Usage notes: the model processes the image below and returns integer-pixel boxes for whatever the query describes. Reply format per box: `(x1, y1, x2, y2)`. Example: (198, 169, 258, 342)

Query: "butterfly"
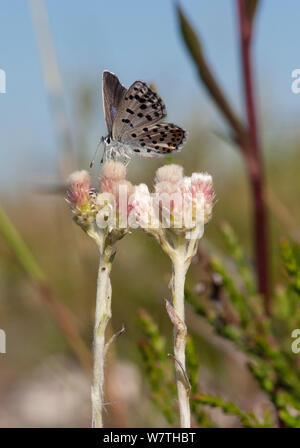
(101, 71, 187, 160)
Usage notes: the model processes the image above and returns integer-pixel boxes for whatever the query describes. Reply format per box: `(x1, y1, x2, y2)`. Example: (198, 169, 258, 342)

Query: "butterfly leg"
(123, 152, 131, 167)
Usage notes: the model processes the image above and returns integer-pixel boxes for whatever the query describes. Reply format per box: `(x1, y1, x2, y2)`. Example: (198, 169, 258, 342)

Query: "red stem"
(237, 0, 270, 313)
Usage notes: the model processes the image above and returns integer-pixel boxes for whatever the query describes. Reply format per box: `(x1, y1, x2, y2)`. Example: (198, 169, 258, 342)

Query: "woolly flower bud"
(191, 173, 213, 198)
(190, 172, 214, 223)
(154, 180, 180, 196)
(179, 176, 192, 196)
(154, 169, 183, 226)
(129, 183, 156, 229)
(66, 170, 96, 228)
(112, 180, 135, 211)
(155, 164, 184, 184)
(67, 170, 91, 206)
(100, 160, 126, 193)
(153, 182, 183, 228)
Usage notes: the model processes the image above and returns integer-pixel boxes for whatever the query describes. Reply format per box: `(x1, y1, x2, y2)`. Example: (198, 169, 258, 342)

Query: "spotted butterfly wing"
(122, 123, 186, 157)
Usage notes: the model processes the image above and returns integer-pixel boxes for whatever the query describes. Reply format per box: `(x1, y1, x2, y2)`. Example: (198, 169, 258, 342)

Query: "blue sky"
(0, 0, 299, 186)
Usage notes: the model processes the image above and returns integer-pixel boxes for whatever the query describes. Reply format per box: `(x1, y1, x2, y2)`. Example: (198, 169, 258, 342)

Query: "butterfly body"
(103, 137, 139, 160)
(102, 71, 187, 160)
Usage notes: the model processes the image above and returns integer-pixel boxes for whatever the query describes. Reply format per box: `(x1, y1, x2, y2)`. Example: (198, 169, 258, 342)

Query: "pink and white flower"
(66, 170, 92, 208)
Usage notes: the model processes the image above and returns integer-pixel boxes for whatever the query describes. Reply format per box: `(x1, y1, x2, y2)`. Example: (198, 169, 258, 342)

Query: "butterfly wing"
(123, 122, 187, 158)
(102, 71, 127, 136)
(112, 80, 166, 142)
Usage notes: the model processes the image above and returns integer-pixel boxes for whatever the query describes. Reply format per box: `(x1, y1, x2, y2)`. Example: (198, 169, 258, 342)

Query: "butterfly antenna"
(90, 137, 104, 168)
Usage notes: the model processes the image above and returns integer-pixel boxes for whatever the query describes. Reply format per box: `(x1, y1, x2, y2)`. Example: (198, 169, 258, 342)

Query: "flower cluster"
(67, 162, 214, 244)
(67, 161, 135, 246)
(129, 164, 214, 242)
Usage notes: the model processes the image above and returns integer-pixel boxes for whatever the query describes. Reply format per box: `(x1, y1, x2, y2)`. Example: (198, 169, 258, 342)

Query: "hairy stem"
(171, 246, 191, 428)
(91, 244, 113, 428)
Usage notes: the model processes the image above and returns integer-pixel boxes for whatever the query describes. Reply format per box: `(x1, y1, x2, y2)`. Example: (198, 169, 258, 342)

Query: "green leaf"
(192, 393, 268, 427)
(280, 238, 300, 295)
(279, 409, 300, 428)
(138, 309, 176, 424)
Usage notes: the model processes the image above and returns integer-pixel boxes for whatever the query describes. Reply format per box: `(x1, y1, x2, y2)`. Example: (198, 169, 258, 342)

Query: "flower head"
(100, 160, 126, 194)
(153, 164, 215, 234)
(66, 170, 92, 207)
(66, 170, 96, 228)
(155, 164, 184, 184)
(66, 161, 133, 245)
(190, 172, 214, 223)
(99, 161, 134, 224)
(128, 183, 157, 229)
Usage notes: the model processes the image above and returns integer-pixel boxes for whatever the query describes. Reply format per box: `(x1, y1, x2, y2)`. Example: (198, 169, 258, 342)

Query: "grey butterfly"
(101, 71, 187, 159)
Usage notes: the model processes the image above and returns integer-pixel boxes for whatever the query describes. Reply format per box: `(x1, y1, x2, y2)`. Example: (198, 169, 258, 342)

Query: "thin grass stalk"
(28, 0, 75, 178)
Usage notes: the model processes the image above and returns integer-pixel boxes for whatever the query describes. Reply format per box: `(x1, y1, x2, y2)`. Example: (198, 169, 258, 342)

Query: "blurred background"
(0, 0, 299, 427)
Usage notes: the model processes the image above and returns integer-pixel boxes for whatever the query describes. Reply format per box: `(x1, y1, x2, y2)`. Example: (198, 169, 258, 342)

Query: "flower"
(66, 170, 92, 207)
(154, 167, 185, 229)
(190, 172, 214, 224)
(153, 165, 214, 233)
(155, 164, 184, 184)
(128, 183, 156, 229)
(100, 160, 126, 194)
(66, 170, 96, 228)
(99, 161, 134, 228)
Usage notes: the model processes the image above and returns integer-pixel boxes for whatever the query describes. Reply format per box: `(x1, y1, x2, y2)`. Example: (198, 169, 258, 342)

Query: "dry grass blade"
(245, 0, 260, 23)
(176, 4, 246, 145)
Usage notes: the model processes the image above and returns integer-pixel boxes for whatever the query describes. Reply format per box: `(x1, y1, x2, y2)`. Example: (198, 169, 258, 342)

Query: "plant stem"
(171, 246, 191, 428)
(237, 0, 270, 313)
(91, 244, 113, 428)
